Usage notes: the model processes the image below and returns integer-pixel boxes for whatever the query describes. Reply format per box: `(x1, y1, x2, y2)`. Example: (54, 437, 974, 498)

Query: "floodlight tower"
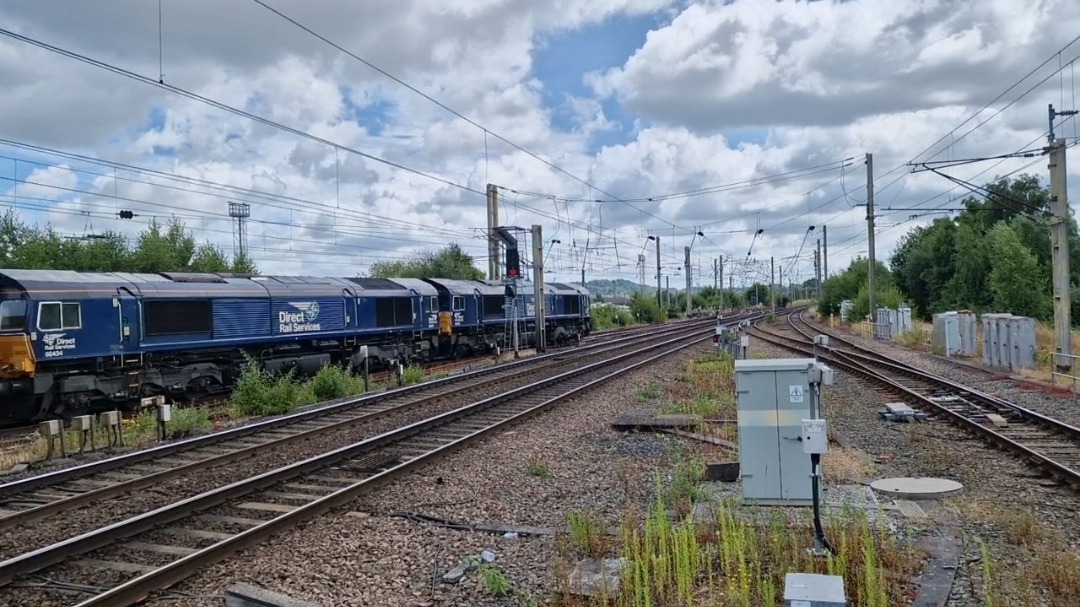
(229, 202, 251, 259)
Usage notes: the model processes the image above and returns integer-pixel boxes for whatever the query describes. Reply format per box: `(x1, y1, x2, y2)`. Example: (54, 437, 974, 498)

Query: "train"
(0, 269, 592, 423)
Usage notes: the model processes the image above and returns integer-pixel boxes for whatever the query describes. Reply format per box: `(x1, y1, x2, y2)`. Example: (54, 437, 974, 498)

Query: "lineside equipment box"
(734, 358, 816, 506)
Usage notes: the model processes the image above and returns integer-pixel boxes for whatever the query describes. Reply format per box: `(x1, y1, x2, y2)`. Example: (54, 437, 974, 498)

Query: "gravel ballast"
(804, 315, 1080, 429)
(118, 342, 713, 607)
(0, 343, 656, 562)
(752, 336, 1080, 607)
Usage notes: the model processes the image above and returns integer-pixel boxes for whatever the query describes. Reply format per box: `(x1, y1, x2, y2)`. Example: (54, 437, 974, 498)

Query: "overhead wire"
(0, 26, 486, 197)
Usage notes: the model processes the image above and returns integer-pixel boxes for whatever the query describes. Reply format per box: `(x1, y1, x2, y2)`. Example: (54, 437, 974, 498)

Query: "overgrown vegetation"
(950, 498, 1080, 605)
(661, 353, 737, 419)
(0, 210, 256, 274)
(820, 175, 1080, 324)
(592, 305, 635, 330)
(230, 357, 385, 417)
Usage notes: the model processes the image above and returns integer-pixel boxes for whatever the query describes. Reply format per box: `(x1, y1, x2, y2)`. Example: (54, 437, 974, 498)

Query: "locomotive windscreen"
(563, 295, 581, 315)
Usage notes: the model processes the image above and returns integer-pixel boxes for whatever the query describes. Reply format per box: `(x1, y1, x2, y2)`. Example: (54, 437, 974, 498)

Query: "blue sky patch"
(341, 85, 395, 136)
(723, 127, 770, 148)
(532, 11, 665, 150)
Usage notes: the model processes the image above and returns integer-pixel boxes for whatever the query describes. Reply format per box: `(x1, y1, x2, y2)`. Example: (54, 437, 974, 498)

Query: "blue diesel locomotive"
(0, 269, 591, 422)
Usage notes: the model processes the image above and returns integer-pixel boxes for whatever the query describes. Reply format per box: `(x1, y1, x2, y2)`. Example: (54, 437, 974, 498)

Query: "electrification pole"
(822, 224, 828, 281)
(638, 254, 646, 296)
(1049, 104, 1076, 370)
(770, 256, 776, 314)
(718, 257, 724, 312)
(684, 246, 692, 317)
(815, 239, 822, 299)
(531, 225, 546, 352)
(866, 153, 877, 319)
(486, 184, 500, 280)
(655, 237, 662, 313)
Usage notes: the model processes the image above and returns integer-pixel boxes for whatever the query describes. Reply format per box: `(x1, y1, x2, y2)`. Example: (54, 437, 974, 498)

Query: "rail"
(0, 317, 732, 606)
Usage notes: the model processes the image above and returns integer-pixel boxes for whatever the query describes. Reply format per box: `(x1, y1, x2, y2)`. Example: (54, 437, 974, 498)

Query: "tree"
(745, 283, 770, 306)
(369, 243, 483, 279)
(987, 223, 1048, 319)
(817, 256, 892, 317)
(0, 211, 257, 276)
(885, 174, 1080, 322)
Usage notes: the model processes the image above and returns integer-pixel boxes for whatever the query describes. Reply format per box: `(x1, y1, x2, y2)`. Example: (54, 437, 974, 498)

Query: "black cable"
(810, 452, 837, 555)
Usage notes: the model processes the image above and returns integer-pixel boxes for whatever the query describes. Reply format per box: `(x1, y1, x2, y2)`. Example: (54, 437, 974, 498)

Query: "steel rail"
(0, 317, 742, 533)
(0, 324, 718, 606)
(0, 316, 729, 500)
(749, 312, 1080, 485)
(785, 310, 1080, 436)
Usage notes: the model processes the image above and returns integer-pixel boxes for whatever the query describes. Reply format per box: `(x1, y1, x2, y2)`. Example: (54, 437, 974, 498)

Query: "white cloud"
(0, 0, 1077, 289)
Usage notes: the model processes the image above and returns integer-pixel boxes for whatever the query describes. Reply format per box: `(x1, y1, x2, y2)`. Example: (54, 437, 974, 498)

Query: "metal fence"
(1052, 352, 1080, 403)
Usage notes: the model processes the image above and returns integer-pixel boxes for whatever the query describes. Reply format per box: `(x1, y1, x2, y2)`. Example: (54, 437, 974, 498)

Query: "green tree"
(987, 223, 1048, 319)
(745, 283, 770, 306)
(189, 242, 232, 273)
(629, 292, 662, 323)
(369, 243, 483, 279)
(817, 256, 891, 316)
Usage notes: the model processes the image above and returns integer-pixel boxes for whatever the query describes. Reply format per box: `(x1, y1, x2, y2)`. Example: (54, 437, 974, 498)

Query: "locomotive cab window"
(452, 296, 465, 311)
(38, 302, 81, 331)
(0, 300, 27, 331)
(428, 296, 438, 312)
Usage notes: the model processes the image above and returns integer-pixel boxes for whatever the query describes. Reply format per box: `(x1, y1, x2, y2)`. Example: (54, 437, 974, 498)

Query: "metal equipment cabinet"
(734, 358, 816, 506)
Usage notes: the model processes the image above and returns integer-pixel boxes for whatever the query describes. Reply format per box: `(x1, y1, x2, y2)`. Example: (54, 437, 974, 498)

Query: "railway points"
(750, 309, 1080, 485)
(745, 308, 1080, 607)
(0, 312, 758, 606)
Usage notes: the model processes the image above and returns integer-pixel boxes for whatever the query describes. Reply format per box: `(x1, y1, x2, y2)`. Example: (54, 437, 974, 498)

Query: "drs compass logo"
(279, 301, 322, 334)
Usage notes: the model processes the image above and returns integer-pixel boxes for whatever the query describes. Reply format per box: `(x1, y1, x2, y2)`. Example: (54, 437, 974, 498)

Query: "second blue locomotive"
(0, 269, 591, 422)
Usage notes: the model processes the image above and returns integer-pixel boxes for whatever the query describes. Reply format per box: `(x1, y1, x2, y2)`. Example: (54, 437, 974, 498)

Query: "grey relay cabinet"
(734, 358, 817, 506)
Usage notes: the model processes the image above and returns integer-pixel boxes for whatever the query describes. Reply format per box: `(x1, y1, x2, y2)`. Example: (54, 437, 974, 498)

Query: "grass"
(554, 488, 922, 607)
(661, 353, 737, 419)
(2, 358, 426, 470)
(947, 497, 1080, 605)
(526, 456, 551, 477)
(568, 508, 608, 558)
(549, 341, 920, 607)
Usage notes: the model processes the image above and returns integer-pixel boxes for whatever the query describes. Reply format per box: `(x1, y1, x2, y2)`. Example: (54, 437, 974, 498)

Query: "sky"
(1, 0, 1079, 291)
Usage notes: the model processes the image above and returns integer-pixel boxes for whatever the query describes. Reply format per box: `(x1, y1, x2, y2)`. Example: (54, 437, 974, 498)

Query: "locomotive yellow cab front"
(0, 299, 34, 378)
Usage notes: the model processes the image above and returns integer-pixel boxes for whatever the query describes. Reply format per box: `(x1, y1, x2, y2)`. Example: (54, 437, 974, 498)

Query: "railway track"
(0, 312, 751, 606)
(749, 309, 1080, 486)
(0, 316, 744, 536)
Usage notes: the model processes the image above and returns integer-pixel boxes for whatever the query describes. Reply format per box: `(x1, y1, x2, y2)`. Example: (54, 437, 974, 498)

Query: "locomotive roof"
(0, 269, 590, 299)
(381, 278, 438, 296)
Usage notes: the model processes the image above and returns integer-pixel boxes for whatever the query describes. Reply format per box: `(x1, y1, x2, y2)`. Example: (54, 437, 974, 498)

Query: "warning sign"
(788, 385, 804, 403)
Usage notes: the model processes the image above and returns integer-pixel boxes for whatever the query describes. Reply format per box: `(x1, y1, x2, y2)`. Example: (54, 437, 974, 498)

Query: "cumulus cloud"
(0, 0, 1077, 288)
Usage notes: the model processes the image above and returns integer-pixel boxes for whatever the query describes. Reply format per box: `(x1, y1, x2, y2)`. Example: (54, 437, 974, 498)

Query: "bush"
(230, 357, 302, 417)
(592, 305, 634, 330)
(401, 365, 425, 385)
(310, 363, 366, 400)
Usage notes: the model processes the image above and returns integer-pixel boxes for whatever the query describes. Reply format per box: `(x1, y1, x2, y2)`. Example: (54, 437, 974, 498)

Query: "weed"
(567, 509, 607, 557)
(526, 457, 551, 477)
(165, 405, 212, 439)
(481, 565, 512, 597)
(636, 381, 663, 403)
(401, 364, 425, 385)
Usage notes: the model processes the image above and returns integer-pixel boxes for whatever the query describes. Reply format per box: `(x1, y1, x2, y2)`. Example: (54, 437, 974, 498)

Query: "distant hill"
(585, 278, 666, 299)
